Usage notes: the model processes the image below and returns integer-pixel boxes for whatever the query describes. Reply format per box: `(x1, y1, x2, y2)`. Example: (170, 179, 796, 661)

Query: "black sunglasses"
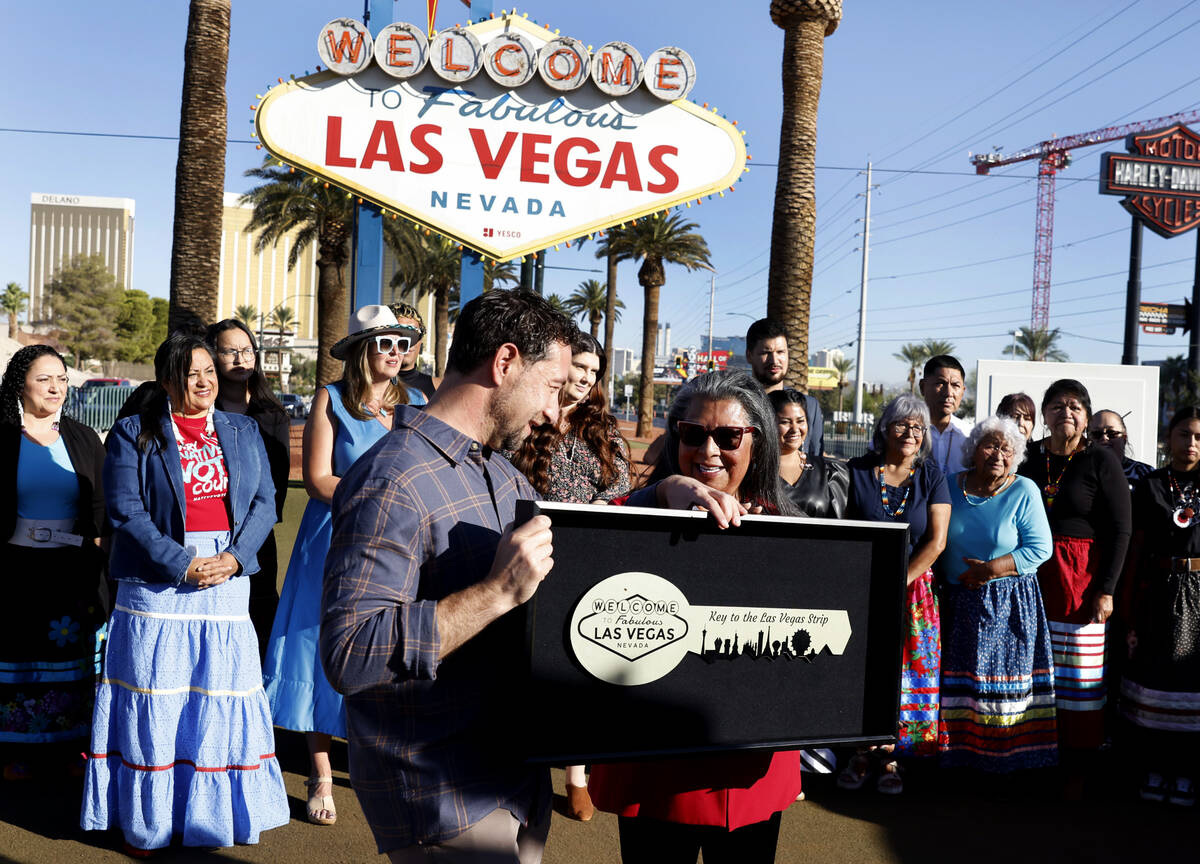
(675, 420, 756, 451)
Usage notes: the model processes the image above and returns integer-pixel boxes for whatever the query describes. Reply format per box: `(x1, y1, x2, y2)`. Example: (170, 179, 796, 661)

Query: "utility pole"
(706, 274, 715, 371)
(1121, 216, 1143, 366)
(852, 162, 875, 423)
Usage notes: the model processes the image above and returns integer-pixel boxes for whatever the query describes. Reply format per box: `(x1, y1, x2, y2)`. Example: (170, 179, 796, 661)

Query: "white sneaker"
(1139, 772, 1166, 802)
(1169, 776, 1195, 807)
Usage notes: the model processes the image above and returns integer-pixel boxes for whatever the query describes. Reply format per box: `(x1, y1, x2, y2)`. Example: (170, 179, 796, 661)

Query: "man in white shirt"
(919, 354, 972, 476)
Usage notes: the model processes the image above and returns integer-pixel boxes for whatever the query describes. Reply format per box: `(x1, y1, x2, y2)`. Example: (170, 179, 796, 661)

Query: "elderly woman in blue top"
(81, 333, 288, 855)
(842, 393, 950, 795)
(938, 415, 1056, 773)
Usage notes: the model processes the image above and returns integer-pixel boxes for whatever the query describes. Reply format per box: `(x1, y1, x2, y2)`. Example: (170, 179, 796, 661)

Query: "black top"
(1018, 438, 1132, 594)
(847, 451, 950, 559)
(1131, 467, 1200, 558)
(782, 456, 849, 519)
(245, 401, 291, 522)
(398, 367, 436, 400)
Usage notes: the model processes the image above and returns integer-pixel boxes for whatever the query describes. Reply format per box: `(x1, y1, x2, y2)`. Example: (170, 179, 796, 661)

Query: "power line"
(0, 126, 257, 144)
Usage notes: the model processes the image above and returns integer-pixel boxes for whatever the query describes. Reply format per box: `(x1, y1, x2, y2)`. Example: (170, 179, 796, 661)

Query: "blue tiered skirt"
(81, 533, 289, 851)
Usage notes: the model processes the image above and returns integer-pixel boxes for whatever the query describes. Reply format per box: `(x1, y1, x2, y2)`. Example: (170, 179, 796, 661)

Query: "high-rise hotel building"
(28, 193, 135, 322)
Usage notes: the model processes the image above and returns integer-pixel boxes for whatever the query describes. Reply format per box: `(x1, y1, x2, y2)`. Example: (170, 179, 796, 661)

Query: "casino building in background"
(28, 193, 135, 322)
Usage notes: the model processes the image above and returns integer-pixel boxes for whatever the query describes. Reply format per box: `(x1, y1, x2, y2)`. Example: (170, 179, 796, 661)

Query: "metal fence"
(822, 420, 873, 461)
(64, 385, 136, 433)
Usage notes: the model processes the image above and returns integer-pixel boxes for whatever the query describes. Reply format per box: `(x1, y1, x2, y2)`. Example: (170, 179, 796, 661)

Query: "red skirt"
(1037, 535, 1106, 749)
(589, 750, 801, 831)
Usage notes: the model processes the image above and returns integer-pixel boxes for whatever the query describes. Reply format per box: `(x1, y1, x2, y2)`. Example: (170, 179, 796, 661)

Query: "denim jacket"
(105, 409, 276, 585)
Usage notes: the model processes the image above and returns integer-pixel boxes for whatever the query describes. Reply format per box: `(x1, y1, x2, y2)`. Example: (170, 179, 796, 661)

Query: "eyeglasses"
(1091, 428, 1125, 440)
(372, 334, 413, 355)
(979, 441, 1016, 457)
(216, 347, 255, 360)
(890, 422, 926, 438)
(675, 421, 757, 451)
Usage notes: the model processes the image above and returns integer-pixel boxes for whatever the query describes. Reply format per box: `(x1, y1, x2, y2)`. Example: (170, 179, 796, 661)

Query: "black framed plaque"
(514, 501, 909, 764)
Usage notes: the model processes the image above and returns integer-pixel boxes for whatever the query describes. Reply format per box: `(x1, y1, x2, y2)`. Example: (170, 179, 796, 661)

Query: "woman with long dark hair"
(1120, 406, 1200, 805)
(509, 331, 629, 821)
(263, 305, 424, 827)
(0, 346, 107, 780)
(81, 333, 286, 854)
(589, 370, 801, 864)
(204, 319, 290, 663)
(1017, 379, 1131, 762)
(769, 388, 847, 518)
(841, 393, 951, 794)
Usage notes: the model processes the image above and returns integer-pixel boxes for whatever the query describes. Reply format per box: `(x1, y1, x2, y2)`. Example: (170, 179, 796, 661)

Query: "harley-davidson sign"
(1100, 124, 1200, 238)
(255, 14, 746, 262)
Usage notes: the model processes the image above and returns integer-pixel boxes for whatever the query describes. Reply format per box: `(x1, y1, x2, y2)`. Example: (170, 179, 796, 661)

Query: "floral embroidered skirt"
(0, 543, 105, 747)
(896, 569, 941, 758)
(939, 575, 1058, 772)
(81, 531, 289, 850)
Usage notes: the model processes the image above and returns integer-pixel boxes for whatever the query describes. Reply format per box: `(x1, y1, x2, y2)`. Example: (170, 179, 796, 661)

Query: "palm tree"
(565, 279, 623, 339)
(168, 0, 230, 333)
(268, 304, 298, 390)
(388, 227, 462, 376)
(1002, 328, 1067, 362)
(2, 282, 28, 340)
(832, 356, 854, 412)
(595, 228, 628, 374)
(241, 161, 357, 386)
(606, 213, 712, 437)
(545, 294, 566, 314)
(767, 0, 842, 390)
(893, 343, 926, 393)
(921, 338, 956, 359)
(234, 304, 258, 329)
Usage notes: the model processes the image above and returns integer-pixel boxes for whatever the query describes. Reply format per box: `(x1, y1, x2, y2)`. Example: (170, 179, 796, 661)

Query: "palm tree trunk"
(434, 282, 450, 377)
(637, 280, 660, 438)
(168, 0, 230, 333)
(7, 314, 16, 340)
(603, 250, 618, 374)
(315, 258, 347, 387)
(589, 310, 601, 340)
(766, 17, 827, 392)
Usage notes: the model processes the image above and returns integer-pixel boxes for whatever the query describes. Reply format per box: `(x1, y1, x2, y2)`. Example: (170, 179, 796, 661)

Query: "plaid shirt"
(321, 405, 548, 852)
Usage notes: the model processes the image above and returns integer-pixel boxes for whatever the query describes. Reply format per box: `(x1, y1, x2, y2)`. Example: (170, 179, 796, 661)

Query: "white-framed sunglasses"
(371, 334, 413, 355)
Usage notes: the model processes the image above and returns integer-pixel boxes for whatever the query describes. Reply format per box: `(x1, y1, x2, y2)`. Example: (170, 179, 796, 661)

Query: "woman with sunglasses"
(840, 393, 951, 795)
(508, 331, 629, 822)
(1121, 407, 1200, 806)
(262, 306, 425, 827)
(1088, 409, 1153, 491)
(1017, 380, 1131, 765)
(204, 319, 290, 663)
(589, 370, 802, 864)
(769, 388, 847, 518)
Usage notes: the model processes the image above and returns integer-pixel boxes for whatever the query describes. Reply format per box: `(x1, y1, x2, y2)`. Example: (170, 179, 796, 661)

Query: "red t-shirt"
(174, 415, 231, 532)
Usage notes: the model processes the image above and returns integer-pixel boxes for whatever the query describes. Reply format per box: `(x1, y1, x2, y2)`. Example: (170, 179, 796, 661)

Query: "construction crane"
(970, 107, 1200, 331)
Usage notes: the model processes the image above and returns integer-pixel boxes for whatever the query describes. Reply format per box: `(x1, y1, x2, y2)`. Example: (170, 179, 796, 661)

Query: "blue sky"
(2, 0, 1199, 385)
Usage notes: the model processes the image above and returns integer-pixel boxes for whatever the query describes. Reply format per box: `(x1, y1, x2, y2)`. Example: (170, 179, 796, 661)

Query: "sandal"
(1169, 776, 1195, 807)
(836, 753, 872, 791)
(305, 776, 337, 826)
(877, 760, 904, 795)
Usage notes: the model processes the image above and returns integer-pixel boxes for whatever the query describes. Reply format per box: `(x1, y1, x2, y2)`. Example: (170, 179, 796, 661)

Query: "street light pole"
(1011, 329, 1021, 358)
(852, 162, 874, 423)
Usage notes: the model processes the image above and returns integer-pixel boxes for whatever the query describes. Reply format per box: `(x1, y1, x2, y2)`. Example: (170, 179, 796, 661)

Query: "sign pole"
(456, 0, 493, 309)
(1190, 228, 1200, 388)
(1121, 216, 1143, 366)
(350, 0, 394, 311)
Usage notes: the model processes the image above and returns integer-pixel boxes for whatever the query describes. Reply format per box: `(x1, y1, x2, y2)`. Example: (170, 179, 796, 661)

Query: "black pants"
(617, 812, 782, 864)
(247, 529, 280, 666)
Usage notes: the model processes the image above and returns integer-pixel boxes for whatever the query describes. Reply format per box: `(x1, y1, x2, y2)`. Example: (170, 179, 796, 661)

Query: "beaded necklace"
(878, 466, 915, 518)
(1168, 471, 1200, 528)
(1042, 445, 1079, 509)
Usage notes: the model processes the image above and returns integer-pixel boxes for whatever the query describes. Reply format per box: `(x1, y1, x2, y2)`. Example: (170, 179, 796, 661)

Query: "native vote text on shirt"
(179, 438, 229, 498)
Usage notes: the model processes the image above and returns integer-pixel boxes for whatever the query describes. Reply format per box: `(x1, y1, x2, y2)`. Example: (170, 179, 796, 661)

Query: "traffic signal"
(707, 357, 716, 372)
(674, 355, 684, 374)
(682, 352, 689, 375)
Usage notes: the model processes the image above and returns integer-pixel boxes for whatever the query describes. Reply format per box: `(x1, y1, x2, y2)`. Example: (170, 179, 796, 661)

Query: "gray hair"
(872, 393, 932, 464)
(961, 415, 1027, 473)
(645, 369, 798, 516)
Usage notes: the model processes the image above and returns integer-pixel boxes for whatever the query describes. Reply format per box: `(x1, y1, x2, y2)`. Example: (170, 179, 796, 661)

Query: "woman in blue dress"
(841, 393, 951, 795)
(263, 305, 425, 827)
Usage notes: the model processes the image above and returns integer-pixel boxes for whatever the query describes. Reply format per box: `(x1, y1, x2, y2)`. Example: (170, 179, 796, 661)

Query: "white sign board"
(975, 359, 1160, 465)
(256, 16, 745, 262)
(624, 384, 633, 398)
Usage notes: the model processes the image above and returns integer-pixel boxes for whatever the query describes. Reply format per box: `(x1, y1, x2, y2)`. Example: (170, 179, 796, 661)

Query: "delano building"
(219, 192, 438, 375)
(28, 193, 135, 322)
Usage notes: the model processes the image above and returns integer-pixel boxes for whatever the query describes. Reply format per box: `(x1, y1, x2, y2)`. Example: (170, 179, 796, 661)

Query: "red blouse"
(174, 415, 230, 532)
(589, 489, 802, 830)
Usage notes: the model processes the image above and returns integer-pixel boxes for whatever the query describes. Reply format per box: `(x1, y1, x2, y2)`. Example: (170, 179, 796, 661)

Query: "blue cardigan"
(105, 410, 276, 585)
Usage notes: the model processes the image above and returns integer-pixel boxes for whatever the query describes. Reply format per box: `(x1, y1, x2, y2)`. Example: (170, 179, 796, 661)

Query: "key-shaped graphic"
(570, 572, 852, 686)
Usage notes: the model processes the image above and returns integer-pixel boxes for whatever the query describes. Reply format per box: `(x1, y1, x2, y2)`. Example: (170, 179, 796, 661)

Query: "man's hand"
(485, 515, 554, 608)
(655, 476, 748, 528)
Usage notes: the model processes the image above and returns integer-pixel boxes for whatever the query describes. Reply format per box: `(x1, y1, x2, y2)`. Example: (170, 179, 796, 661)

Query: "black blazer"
(0, 415, 107, 544)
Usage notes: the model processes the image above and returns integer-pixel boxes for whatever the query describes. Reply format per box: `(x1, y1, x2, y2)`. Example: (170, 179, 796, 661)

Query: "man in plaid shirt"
(321, 290, 574, 862)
